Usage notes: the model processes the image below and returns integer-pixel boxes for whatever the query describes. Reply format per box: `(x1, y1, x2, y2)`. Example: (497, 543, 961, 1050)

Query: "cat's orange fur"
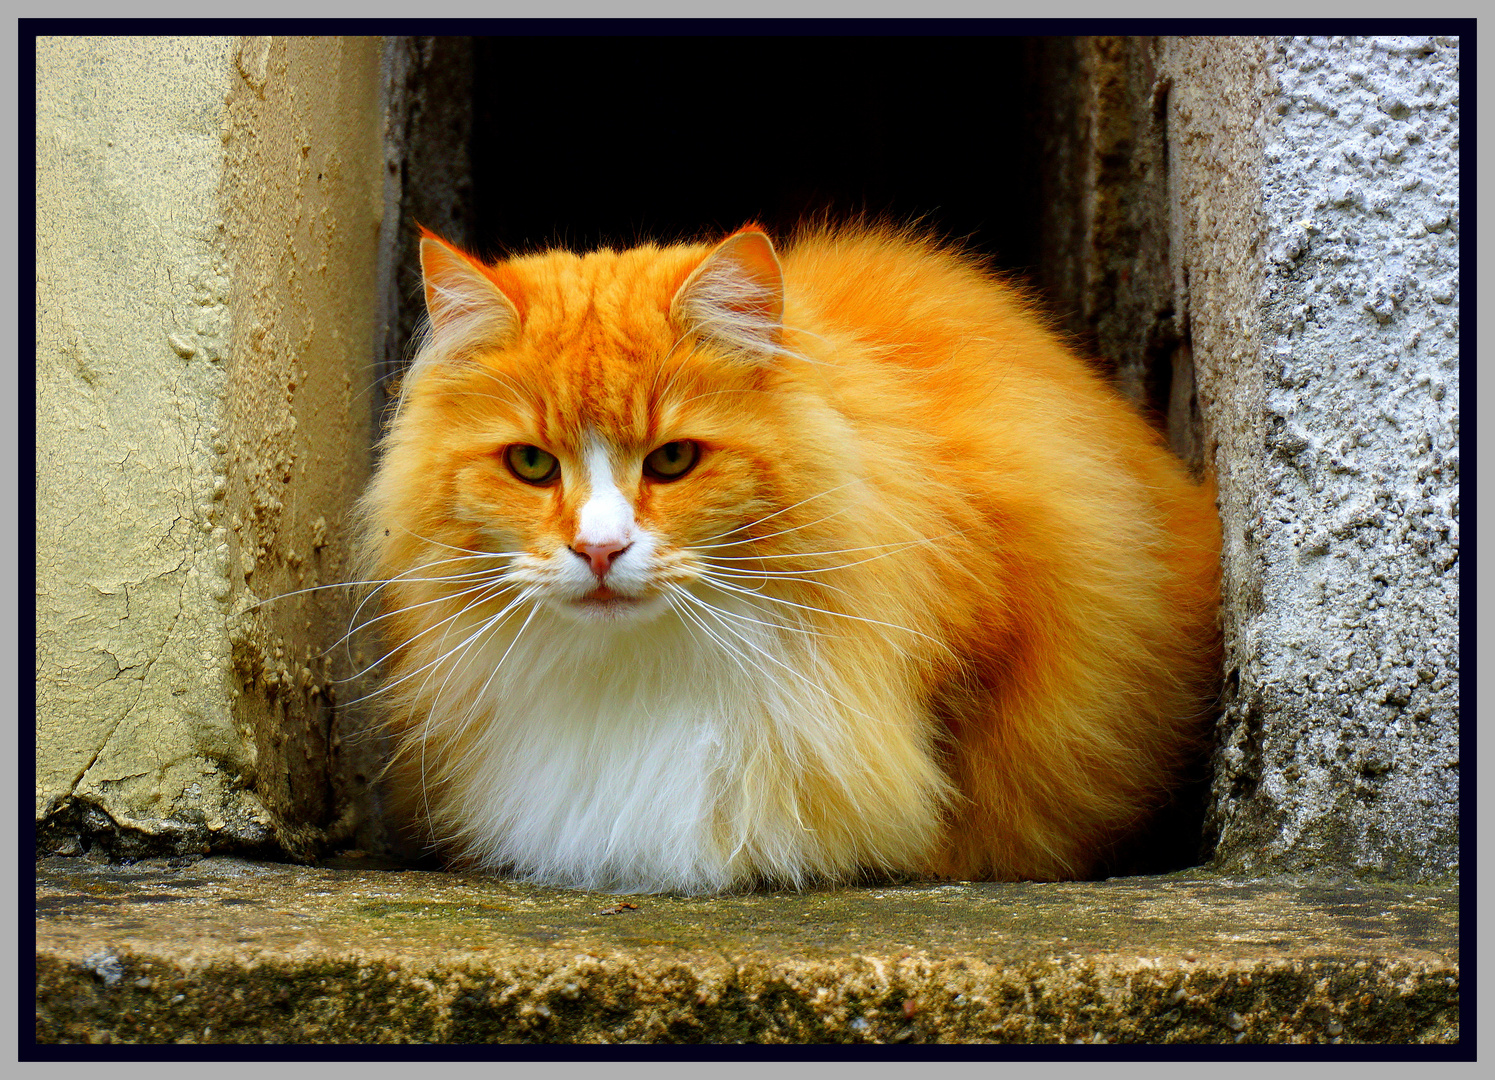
(359, 221, 1221, 892)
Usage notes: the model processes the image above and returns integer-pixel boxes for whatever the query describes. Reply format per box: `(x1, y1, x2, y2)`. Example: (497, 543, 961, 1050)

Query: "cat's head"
(365, 226, 841, 630)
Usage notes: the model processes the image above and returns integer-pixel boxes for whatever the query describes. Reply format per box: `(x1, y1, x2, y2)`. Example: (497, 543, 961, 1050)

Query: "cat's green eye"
(505, 444, 560, 485)
(643, 440, 700, 482)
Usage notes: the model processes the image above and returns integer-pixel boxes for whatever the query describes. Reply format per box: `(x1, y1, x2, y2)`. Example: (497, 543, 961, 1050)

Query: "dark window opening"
(467, 37, 1042, 274)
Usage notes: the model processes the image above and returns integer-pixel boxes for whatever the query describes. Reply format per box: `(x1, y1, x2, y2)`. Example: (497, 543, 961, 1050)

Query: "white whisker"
(669, 587, 886, 727)
(687, 505, 853, 553)
(332, 571, 521, 663)
(688, 481, 864, 548)
(693, 572, 955, 657)
(664, 589, 757, 685)
(231, 550, 511, 615)
(699, 538, 947, 579)
(669, 583, 829, 640)
(413, 587, 543, 821)
(699, 534, 954, 563)
(338, 581, 526, 703)
(388, 521, 525, 560)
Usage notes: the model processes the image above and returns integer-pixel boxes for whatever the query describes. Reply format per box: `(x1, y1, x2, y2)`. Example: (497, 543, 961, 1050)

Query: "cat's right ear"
(418, 228, 522, 357)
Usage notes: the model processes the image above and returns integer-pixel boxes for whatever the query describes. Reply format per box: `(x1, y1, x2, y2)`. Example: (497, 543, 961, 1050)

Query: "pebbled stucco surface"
(35, 37, 271, 855)
(1165, 37, 1459, 878)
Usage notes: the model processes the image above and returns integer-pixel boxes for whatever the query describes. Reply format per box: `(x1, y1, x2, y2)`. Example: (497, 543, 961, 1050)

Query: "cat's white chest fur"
(427, 594, 835, 893)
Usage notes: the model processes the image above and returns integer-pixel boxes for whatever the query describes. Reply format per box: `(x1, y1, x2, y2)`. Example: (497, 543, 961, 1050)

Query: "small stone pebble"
(1225, 1010, 1246, 1032)
(83, 953, 123, 987)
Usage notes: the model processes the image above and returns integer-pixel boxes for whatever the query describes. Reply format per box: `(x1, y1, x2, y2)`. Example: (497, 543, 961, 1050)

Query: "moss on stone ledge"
(34, 855, 1458, 1044)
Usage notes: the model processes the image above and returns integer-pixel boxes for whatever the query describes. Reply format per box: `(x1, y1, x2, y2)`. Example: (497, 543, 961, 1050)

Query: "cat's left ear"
(670, 227, 784, 363)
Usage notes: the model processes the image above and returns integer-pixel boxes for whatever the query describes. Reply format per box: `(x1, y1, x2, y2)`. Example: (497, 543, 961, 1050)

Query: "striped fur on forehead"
(405, 228, 803, 453)
(425, 244, 729, 441)
(502, 244, 700, 351)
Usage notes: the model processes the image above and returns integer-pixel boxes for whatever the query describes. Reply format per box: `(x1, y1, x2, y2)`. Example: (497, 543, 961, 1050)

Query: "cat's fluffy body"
(359, 223, 1221, 893)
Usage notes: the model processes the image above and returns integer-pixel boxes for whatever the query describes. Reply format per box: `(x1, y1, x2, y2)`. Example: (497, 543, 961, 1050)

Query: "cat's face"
(378, 231, 824, 631)
(421, 359, 773, 628)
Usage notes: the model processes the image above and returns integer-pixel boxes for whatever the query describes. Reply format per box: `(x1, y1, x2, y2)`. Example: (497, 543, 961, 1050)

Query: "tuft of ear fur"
(416, 227, 522, 371)
(670, 227, 784, 362)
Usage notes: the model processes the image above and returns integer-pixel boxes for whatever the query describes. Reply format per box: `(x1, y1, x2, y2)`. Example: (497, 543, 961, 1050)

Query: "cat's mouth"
(556, 584, 668, 626)
(570, 584, 654, 613)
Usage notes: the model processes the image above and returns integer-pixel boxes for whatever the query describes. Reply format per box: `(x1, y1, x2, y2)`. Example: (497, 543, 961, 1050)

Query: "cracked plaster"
(35, 36, 385, 859)
(36, 37, 266, 853)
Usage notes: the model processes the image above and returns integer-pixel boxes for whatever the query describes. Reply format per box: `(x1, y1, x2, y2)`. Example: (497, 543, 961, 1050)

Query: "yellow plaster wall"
(36, 35, 386, 857)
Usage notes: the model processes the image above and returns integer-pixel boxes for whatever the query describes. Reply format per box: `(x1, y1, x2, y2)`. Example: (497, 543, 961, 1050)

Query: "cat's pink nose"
(572, 540, 631, 580)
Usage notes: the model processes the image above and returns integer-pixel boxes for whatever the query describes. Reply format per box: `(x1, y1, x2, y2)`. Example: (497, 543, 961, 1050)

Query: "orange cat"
(357, 221, 1221, 893)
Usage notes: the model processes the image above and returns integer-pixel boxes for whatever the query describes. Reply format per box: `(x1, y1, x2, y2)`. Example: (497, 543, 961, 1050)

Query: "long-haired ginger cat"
(357, 221, 1221, 894)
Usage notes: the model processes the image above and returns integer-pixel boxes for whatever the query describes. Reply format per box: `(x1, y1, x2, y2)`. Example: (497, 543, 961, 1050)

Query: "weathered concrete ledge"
(34, 855, 1458, 1044)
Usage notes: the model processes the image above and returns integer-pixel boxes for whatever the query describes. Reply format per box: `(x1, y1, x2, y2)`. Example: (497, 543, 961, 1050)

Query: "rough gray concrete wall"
(1163, 36, 1459, 880)
(36, 36, 387, 860)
